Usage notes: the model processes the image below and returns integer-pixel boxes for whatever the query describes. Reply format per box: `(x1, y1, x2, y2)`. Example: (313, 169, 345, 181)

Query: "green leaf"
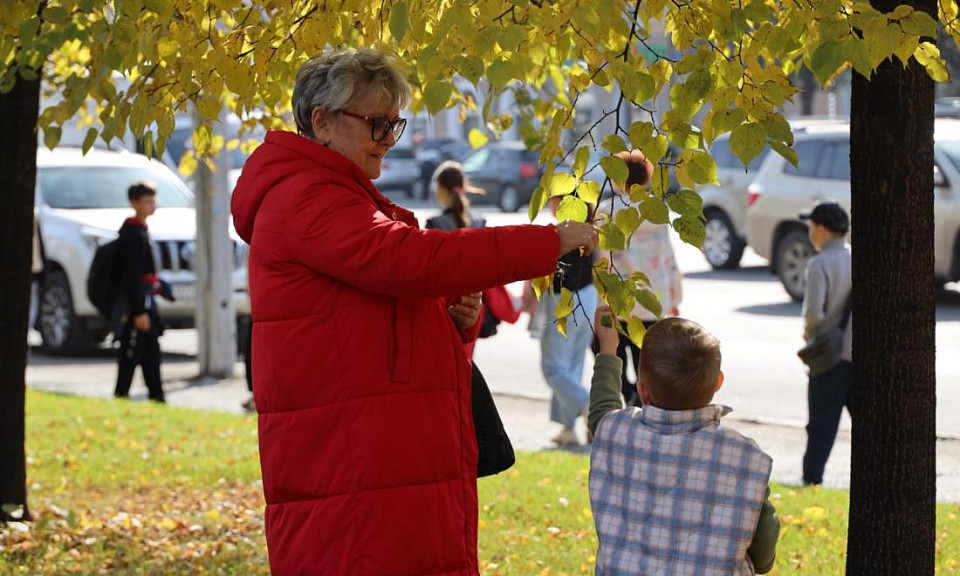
(468, 128, 488, 149)
(389, 1, 410, 42)
(456, 56, 485, 86)
(557, 195, 588, 222)
(915, 42, 950, 82)
(498, 26, 526, 52)
(731, 8, 749, 40)
(770, 140, 799, 168)
(628, 121, 654, 150)
(555, 288, 574, 319)
(486, 60, 513, 88)
(614, 206, 641, 238)
(648, 164, 670, 200)
(666, 189, 703, 218)
(635, 288, 663, 319)
(599, 222, 626, 251)
(627, 316, 647, 348)
(197, 95, 221, 121)
(573, 146, 590, 179)
(82, 128, 98, 155)
(551, 172, 577, 197)
(810, 41, 846, 85)
(528, 186, 547, 221)
(759, 114, 793, 145)
(672, 215, 706, 247)
(900, 10, 938, 37)
(640, 197, 669, 225)
(602, 134, 627, 155)
(684, 69, 714, 102)
(730, 122, 766, 167)
(681, 151, 719, 185)
(600, 155, 629, 188)
(43, 126, 62, 150)
(644, 135, 670, 165)
(423, 81, 453, 114)
(620, 70, 656, 103)
(577, 180, 601, 205)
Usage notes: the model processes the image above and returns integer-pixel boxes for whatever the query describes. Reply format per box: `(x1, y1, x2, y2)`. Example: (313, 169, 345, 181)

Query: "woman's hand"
(557, 221, 599, 256)
(449, 292, 482, 330)
(594, 305, 619, 356)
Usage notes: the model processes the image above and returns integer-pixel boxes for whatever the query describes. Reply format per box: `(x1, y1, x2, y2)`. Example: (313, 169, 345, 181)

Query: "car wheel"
(499, 186, 520, 212)
(38, 269, 93, 355)
(776, 230, 814, 302)
(702, 209, 745, 269)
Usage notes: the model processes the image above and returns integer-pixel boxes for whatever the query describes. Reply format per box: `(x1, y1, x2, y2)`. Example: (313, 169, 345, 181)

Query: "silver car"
(744, 119, 960, 300)
(375, 146, 424, 198)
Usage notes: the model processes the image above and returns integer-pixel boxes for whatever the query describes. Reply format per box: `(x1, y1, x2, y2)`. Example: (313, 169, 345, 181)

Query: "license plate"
(172, 284, 196, 301)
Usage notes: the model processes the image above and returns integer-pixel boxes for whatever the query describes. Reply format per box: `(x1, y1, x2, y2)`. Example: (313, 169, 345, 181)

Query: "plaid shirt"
(590, 405, 773, 575)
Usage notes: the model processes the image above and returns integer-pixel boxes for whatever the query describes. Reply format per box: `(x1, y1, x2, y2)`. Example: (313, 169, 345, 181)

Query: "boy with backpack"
(588, 307, 780, 575)
(113, 181, 169, 403)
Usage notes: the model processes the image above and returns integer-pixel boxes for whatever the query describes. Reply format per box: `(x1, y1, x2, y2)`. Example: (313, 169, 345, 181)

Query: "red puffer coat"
(231, 131, 560, 575)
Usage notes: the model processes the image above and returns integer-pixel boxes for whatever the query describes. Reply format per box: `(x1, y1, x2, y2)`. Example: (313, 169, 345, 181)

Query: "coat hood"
(231, 130, 386, 243)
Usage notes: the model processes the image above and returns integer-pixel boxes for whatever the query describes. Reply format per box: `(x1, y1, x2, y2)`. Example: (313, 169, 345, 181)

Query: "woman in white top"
(594, 149, 683, 405)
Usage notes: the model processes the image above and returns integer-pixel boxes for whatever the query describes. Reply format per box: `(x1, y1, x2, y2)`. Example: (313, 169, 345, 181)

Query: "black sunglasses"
(339, 110, 407, 142)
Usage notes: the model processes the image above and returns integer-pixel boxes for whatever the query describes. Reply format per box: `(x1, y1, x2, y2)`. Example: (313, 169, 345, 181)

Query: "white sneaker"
(551, 428, 579, 447)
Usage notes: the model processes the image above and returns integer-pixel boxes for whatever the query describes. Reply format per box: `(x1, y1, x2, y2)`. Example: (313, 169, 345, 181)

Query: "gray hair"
(293, 48, 412, 139)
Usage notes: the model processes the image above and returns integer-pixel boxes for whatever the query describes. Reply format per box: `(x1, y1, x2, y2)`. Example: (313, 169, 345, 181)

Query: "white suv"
(35, 146, 250, 354)
(744, 119, 960, 300)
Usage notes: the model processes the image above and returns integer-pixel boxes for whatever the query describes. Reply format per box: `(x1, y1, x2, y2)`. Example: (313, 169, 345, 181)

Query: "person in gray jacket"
(798, 201, 853, 485)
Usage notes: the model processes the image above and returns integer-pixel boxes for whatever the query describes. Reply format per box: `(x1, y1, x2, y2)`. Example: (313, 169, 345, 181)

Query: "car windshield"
(39, 165, 195, 209)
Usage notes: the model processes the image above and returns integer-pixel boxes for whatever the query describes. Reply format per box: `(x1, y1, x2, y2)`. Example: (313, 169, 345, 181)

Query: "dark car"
(461, 141, 542, 212)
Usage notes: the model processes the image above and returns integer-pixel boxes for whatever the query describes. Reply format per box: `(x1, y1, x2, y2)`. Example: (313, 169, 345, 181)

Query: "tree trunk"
(0, 74, 40, 523)
(846, 0, 937, 572)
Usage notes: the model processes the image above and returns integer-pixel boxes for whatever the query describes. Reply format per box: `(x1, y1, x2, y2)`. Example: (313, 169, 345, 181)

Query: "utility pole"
(192, 109, 236, 378)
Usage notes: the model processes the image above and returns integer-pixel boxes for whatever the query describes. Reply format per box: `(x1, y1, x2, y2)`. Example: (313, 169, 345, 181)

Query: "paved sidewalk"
(25, 344, 960, 504)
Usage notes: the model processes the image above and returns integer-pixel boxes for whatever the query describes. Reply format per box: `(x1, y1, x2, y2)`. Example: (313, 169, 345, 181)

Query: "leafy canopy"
(1, 0, 951, 342)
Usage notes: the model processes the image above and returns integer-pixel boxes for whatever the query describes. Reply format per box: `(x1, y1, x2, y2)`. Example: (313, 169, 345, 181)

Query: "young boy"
(114, 181, 167, 403)
(798, 201, 852, 485)
(588, 307, 780, 575)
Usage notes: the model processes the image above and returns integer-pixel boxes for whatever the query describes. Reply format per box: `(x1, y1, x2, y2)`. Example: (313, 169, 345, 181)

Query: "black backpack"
(87, 238, 121, 318)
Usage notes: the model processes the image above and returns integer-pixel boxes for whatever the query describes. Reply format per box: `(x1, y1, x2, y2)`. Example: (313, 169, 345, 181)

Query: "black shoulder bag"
(471, 363, 515, 477)
(797, 294, 852, 377)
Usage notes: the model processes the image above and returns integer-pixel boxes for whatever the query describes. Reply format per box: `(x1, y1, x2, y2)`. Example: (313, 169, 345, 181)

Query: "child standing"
(114, 181, 167, 403)
(588, 307, 779, 575)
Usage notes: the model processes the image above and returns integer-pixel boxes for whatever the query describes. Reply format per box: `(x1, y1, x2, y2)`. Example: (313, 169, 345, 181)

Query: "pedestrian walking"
(593, 149, 683, 406)
(114, 181, 168, 403)
(539, 196, 598, 447)
(798, 201, 853, 485)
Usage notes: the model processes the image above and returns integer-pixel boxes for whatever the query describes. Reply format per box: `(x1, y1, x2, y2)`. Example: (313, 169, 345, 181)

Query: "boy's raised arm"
(588, 306, 625, 441)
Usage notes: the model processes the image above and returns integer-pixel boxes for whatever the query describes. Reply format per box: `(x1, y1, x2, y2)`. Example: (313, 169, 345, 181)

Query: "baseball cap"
(799, 201, 849, 233)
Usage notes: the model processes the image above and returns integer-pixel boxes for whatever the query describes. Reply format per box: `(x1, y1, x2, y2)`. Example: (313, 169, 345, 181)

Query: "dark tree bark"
(847, 0, 937, 573)
(0, 74, 40, 523)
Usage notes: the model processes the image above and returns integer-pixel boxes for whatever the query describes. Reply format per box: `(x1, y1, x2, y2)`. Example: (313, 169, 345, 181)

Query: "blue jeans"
(539, 284, 598, 427)
(803, 360, 853, 484)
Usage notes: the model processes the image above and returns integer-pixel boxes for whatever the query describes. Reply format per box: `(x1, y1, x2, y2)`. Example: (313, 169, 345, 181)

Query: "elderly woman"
(231, 48, 598, 575)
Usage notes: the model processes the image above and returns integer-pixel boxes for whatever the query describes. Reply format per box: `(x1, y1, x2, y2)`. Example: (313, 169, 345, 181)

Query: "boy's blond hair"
(639, 318, 721, 410)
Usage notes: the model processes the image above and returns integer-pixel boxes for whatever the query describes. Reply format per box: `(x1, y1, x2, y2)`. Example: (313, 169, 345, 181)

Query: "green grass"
(2, 390, 958, 574)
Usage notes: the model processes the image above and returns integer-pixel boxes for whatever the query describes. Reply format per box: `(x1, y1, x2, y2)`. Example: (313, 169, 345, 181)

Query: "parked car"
(374, 145, 424, 198)
(744, 118, 960, 300)
(698, 118, 851, 269)
(35, 146, 250, 354)
(461, 141, 542, 212)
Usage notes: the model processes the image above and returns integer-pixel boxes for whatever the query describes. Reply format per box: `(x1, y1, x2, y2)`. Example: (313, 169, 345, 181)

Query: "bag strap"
(839, 292, 852, 332)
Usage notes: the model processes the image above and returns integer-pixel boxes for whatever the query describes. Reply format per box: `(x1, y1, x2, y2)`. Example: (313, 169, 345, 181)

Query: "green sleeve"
(748, 486, 781, 574)
(587, 354, 624, 441)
